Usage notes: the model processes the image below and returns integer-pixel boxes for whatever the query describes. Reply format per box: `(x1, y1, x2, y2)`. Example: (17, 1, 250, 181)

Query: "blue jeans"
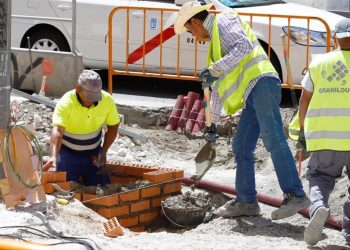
(232, 76, 304, 203)
(57, 146, 110, 186)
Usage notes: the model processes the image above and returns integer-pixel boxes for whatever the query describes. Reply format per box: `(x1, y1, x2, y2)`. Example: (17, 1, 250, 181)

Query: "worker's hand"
(43, 157, 57, 172)
(199, 65, 222, 89)
(203, 123, 217, 144)
(93, 151, 107, 168)
(296, 128, 307, 150)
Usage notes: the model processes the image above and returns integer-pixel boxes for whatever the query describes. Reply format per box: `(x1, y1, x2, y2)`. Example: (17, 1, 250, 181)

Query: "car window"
(219, 0, 284, 8)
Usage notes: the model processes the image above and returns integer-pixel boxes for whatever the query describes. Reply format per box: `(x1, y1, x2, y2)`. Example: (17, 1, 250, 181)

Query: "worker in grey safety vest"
(174, 1, 310, 220)
(292, 18, 350, 246)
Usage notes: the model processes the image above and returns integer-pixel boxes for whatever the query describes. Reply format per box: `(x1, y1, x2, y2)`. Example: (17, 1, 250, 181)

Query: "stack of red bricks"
(41, 162, 184, 232)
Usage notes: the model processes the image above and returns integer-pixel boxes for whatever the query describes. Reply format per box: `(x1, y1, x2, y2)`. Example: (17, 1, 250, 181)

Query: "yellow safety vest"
(303, 50, 350, 151)
(288, 111, 300, 141)
(208, 13, 277, 115)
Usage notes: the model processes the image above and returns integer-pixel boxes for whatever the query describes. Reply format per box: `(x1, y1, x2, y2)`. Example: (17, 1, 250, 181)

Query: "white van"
(12, 0, 345, 86)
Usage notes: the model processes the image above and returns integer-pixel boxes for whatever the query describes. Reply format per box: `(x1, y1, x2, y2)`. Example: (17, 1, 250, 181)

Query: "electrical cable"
(3, 124, 43, 189)
(0, 226, 101, 250)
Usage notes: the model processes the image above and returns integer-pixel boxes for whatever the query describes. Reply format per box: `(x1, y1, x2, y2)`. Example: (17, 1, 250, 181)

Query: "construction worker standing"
(295, 18, 350, 246)
(43, 70, 120, 186)
(174, 1, 310, 220)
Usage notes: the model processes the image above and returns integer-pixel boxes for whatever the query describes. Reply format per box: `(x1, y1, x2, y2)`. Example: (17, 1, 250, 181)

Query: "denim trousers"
(57, 146, 110, 186)
(232, 76, 304, 203)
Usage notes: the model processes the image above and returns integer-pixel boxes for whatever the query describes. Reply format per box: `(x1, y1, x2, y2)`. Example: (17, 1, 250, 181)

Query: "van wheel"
(24, 30, 70, 52)
(259, 41, 282, 81)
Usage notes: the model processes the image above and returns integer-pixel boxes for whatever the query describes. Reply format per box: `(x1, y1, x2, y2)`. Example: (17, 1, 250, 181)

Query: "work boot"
(271, 193, 311, 220)
(341, 229, 350, 244)
(304, 207, 330, 246)
(216, 199, 261, 218)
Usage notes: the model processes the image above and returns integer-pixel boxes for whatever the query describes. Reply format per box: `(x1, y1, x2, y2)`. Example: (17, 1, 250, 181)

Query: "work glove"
(203, 123, 217, 144)
(296, 128, 306, 151)
(199, 65, 222, 89)
(93, 151, 107, 168)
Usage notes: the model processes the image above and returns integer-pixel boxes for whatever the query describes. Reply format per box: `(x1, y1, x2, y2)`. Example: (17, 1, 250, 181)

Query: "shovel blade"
(194, 143, 216, 178)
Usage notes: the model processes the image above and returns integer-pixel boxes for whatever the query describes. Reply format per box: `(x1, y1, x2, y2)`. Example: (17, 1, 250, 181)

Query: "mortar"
(161, 191, 211, 228)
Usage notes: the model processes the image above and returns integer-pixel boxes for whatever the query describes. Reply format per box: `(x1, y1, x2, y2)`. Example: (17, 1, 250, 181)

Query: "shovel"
(191, 87, 216, 189)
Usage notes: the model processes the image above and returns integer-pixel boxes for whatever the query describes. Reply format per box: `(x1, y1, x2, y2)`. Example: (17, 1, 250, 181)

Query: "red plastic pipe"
(181, 177, 342, 229)
(185, 99, 203, 133)
(165, 95, 185, 131)
(192, 105, 205, 133)
(176, 92, 199, 132)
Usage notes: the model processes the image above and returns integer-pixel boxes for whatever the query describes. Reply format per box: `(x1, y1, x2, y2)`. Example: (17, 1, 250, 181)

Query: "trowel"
(191, 87, 216, 189)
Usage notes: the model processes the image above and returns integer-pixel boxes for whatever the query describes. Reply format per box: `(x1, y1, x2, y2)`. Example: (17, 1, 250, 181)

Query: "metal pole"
(0, 0, 11, 129)
(72, 0, 76, 54)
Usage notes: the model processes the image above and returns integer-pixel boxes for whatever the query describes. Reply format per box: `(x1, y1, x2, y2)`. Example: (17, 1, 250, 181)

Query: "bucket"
(161, 193, 211, 228)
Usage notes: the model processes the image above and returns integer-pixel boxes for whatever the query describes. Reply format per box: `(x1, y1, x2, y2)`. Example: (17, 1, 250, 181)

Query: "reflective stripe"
(62, 128, 102, 151)
(62, 139, 102, 151)
(251, 39, 260, 48)
(222, 54, 269, 100)
(63, 129, 102, 140)
(306, 131, 350, 139)
(214, 39, 261, 84)
(289, 128, 299, 136)
(306, 108, 350, 117)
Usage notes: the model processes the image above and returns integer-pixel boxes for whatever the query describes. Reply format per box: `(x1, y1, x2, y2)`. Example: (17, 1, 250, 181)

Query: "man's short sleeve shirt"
(53, 90, 120, 134)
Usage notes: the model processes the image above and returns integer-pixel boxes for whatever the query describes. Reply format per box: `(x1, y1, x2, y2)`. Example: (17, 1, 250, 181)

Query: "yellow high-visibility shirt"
(53, 90, 120, 135)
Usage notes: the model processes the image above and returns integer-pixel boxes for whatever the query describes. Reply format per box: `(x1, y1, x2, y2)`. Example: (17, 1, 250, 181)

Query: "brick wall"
(42, 162, 184, 232)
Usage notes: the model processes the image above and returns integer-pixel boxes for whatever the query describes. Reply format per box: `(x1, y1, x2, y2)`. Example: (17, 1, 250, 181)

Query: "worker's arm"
(298, 88, 313, 129)
(43, 125, 65, 171)
(101, 124, 119, 154)
(93, 124, 119, 167)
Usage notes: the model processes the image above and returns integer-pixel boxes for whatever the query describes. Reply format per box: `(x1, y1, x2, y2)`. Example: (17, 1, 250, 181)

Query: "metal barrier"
(107, 6, 332, 93)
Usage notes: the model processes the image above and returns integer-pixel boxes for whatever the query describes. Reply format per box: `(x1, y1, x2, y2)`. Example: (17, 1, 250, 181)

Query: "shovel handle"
(203, 87, 212, 127)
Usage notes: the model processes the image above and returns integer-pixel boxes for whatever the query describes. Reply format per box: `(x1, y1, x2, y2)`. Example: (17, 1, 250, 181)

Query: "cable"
(0, 226, 101, 250)
(3, 124, 43, 189)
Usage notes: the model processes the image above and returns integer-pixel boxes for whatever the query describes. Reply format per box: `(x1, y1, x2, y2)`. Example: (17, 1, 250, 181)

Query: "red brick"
(74, 192, 82, 201)
(112, 163, 126, 174)
(119, 190, 139, 202)
(98, 205, 130, 219)
(129, 226, 146, 232)
(110, 176, 137, 184)
(151, 197, 162, 208)
(130, 200, 150, 213)
(124, 165, 159, 177)
(43, 182, 71, 194)
(140, 186, 161, 198)
(151, 195, 170, 208)
(103, 217, 124, 237)
(96, 207, 113, 219)
(143, 170, 173, 183)
(119, 216, 139, 227)
(171, 169, 184, 179)
(139, 211, 158, 223)
(41, 171, 67, 183)
(83, 193, 118, 207)
(163, 182, 182, 194)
